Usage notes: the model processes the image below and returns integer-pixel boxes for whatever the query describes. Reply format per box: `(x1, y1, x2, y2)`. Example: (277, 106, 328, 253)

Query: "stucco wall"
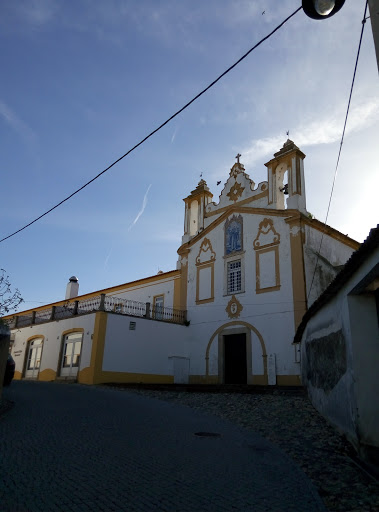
(106, 275, 178, 309)
(102, 313, 190, 378)
(301, 248, 379, 462)
(303, 225, 355, 306)
(301, 303, 357, 441)
(10, 314, 96, 381)
(348, 292, 379, 461)
(184, 212, 300, 383)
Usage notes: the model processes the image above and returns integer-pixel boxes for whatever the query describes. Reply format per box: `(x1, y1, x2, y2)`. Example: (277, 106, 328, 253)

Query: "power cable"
(307, 0, 369, 302)
(0, 6, 302, 244)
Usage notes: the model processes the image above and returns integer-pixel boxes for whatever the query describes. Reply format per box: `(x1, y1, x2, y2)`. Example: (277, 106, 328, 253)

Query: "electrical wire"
(0, 6, 302, 244)
(306, 0, 369, 302)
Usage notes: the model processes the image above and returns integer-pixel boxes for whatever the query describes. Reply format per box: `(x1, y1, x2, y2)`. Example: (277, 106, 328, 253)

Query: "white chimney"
(65, 276, 79, 299)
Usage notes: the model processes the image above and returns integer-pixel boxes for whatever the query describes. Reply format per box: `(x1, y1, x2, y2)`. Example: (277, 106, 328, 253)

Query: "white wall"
(204, 189, 269, 229)
(198, 266, 212, 301)
(300, 296, 357, 439)
(102, 314, 191, 376)
(106, 275, 178, 309)
(259, 250, 276, 288)
(301, 247, 379, 461)
(303, 225, 355, 306)
(348, 292, 379, 452)
(11, 314, 96, 377)
(185, 212, 300, 379)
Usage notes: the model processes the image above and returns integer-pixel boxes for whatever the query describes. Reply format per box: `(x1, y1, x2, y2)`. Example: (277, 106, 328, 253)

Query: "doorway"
(60, 332, 83, 378)
(153, 295, 164, 320)
(25, 337, 43, 379)
(224, 333, 247, 384)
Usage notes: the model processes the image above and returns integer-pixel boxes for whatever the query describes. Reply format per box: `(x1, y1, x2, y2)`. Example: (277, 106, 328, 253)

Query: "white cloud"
(128, 184, 152, 231)
(15, 0, 58, 26)
(241, 98, 379, 166)
(171, 127, 178, 143)
(104, 247, 113, 270)
(0, 100, 36, 143)
(52, 1, 285, 51)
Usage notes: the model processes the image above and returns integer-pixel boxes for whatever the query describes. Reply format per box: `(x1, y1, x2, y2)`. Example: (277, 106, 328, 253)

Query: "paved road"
(0, 382, 326, 511)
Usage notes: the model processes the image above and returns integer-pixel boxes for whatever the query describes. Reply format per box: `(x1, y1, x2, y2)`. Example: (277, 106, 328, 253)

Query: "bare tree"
(0, 269, 23, 317)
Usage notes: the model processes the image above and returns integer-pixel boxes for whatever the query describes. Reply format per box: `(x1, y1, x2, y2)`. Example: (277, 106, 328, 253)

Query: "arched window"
(189, 200, 199, 236)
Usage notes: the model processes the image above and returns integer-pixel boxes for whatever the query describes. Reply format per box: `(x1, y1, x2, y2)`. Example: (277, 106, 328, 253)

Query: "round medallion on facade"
(226, 295, 243, 319)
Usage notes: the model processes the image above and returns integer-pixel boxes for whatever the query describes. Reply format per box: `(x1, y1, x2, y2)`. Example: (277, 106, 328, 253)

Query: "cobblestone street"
(127, 388, 379, 512)
(0, 381, 326, 512)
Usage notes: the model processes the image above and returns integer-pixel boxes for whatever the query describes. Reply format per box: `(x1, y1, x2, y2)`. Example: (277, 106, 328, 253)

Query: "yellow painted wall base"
(252, 375, 268, 385)
(38, 369, 57, 381)
(276, 375, 302, 386)
(190, 375, 298, 386)
(190, 375, 269, 385)
(78, 367, 94, 385)
(189, 375, 219, 384)
(95, 371, 174, 385)
(14, 369, 301, 387)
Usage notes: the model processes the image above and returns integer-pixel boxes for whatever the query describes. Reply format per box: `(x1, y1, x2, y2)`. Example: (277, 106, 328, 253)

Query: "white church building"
(5, 140, 359, 386)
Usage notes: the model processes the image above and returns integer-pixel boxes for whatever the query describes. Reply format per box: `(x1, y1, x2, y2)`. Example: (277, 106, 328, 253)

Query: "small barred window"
(227, 260, 241, 294)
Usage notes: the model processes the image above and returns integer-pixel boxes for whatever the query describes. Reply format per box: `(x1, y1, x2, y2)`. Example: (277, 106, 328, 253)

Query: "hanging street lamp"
(302, 0, 346, 19)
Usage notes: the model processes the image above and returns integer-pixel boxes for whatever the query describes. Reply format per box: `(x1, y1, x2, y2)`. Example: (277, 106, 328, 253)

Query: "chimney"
(65, 276, 79, 299)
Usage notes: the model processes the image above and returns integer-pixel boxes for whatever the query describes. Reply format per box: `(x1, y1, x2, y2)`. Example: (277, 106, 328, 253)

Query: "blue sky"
(0, 0, 378, 312)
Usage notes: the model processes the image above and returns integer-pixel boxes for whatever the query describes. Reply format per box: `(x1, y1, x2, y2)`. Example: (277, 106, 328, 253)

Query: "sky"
(0, 0, 378, 312)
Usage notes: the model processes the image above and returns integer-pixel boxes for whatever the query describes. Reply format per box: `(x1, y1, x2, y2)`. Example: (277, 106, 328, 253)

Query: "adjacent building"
(295, 224, 379, 466)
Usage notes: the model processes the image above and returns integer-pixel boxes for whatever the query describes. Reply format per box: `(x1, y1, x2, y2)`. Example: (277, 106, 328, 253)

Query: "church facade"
(6, 141, 359, 386)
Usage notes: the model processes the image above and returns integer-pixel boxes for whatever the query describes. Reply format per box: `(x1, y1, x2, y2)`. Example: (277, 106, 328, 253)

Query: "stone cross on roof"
(235, 153, 241, 164)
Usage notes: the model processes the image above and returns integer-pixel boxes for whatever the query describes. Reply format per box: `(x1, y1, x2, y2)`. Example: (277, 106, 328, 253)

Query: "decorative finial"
(286, 130, 289, 138)
(200, 172, 203, 178)
(235, 153, 241, 164)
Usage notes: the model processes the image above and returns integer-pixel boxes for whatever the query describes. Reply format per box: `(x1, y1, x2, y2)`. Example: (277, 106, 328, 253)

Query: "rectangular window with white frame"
(227, 259, 242, 294)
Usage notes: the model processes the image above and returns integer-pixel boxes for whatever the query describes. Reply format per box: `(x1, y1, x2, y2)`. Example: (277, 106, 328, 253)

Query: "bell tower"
(182, 179, 213, 243)
(265, 140, 307, 213)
